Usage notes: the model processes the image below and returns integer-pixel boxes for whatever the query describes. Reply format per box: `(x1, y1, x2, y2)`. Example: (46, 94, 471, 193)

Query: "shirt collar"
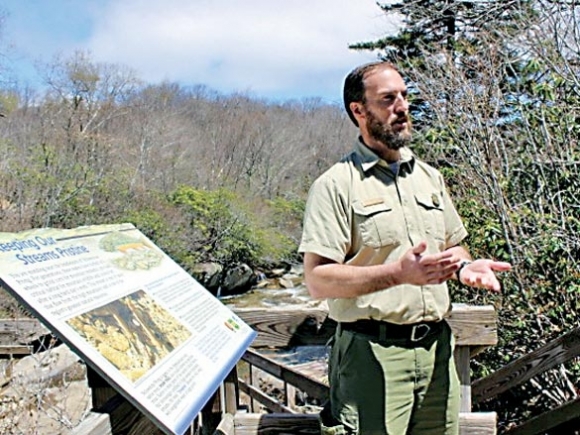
(354, 137, 415, 174)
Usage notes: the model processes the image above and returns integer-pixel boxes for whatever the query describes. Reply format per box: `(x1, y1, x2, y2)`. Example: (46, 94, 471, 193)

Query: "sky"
(1, 0, 398, 104)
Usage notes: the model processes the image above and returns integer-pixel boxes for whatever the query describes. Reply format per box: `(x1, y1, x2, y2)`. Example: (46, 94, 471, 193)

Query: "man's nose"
(394, 95, 409, 113)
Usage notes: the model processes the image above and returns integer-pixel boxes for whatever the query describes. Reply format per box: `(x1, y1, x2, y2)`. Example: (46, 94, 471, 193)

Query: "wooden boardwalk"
(3, 307, 580, 434)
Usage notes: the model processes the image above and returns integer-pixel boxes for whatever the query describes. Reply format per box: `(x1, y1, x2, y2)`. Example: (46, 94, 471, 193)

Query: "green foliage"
(262, 194, 305, 263)
(170, 186, 253, 264)
(169, 186, 298, 268)
(0, 90, 19, 115)
(267, 195, 305, 224)
(120, 207, 202, 273)
(267, 195, 305, 239)
(351, 1, 535, 62)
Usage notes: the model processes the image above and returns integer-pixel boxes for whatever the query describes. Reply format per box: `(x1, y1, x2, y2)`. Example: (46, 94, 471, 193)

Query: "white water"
(221, 285, 330, 368)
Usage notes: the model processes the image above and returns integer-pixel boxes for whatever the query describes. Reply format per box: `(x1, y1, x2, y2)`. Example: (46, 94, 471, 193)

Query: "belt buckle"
(410, 323, 431, 342)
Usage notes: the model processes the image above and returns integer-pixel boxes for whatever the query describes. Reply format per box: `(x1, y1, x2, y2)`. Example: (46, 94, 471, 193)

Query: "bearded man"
(299, 61, 511, 435)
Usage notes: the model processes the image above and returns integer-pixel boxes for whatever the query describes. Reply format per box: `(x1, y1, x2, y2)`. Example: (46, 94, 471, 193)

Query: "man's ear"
(350, 102, 365, 122)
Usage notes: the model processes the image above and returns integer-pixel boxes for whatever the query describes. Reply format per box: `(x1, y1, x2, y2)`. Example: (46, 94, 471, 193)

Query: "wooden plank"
(223, 367, 239, 414)
(214, 413, 235, 435)
(93, 394, 165, 435)
(238, 380, 296, 414)
(233, 304, 497, 348)
(472, 327, 580, 405)
(447, 305, 498, 347)
(233, 412, 496, 435)
(232, 308, 332, 347)
(459, 412, 496, 435)
(290, 360, 327, 381)
(286, 382, 297, 409)
(242, 348, 329, 402)
(234, 413, 320, 435)
(0, 344, 33, 356)
(503, 396, 580, 435)
(0, 318, 49, 345)
(250, 364, 259, 412)
(0, 304, 497, 349)
(455, 346, 472, 412)
(70, 412, 113, 435)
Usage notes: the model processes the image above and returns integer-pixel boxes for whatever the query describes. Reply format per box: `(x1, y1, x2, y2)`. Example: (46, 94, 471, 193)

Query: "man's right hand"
(303, 243, 461, 300)
(396, 241, 460, 286)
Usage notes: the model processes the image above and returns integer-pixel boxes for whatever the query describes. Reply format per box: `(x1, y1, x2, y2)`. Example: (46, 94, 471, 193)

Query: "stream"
(220, 284, 330, 371)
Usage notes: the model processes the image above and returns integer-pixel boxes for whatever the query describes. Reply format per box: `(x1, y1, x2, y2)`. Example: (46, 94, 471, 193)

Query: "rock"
(278, 277, 294, 289)
(281, 272, 303, 288)
(192, 262, 305, 295)
(192, 262, 258, 296)
(254, 278, 271, 288)
(269, 268, 287, 278)
(219, 263, 256, 297)
(192, 262, 224, 293)
(0, 344, 91, 434)
(289, 264, 304, 276)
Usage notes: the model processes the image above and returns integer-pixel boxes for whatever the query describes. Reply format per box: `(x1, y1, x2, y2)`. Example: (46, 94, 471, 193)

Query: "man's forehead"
(364, 68, 406, 93)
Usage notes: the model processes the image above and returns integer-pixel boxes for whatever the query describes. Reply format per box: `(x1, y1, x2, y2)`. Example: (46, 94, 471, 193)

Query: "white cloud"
(88, 0, 396, 101)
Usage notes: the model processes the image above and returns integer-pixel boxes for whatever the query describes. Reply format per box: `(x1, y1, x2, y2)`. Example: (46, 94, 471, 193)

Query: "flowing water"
(220, 284, 317, 309)
(220, 284, 330, 373)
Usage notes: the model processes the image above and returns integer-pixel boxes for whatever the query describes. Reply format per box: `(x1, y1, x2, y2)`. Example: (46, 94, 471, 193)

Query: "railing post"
(454, 346, 472, 412)
(223, 365, 239, 414)
(202, 366, 239, 434)
(201, 389, 222, 435)
(87, 366, 117, 408)
(250, 363, 258, 412)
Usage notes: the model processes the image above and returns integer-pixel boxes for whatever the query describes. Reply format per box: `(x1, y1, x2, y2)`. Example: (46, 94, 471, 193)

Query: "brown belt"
(339, 319, 443, 342)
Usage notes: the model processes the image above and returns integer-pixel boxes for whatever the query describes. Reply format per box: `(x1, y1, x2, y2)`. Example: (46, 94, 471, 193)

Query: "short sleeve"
(439, 175, 468, 248)
(298, 174, 350, 263)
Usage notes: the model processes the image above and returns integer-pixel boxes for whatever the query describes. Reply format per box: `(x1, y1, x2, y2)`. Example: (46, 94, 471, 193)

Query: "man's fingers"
(464, 274, 502, 292)
(490, 261, 512, 272)
(425, 267, 456, 284)
(418, 251, 456, 266)
(412, 241, 428, 256)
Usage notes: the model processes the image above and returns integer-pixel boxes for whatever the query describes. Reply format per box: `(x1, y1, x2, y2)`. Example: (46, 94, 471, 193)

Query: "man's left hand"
(460, 260, 512, 291)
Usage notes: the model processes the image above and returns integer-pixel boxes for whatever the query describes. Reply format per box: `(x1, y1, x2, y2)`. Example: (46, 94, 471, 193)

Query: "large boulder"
(192, 262, 224, 293)
(219, 263, 256, 297)
(0, 344, 91, 434)
(192, 262, 256, 297)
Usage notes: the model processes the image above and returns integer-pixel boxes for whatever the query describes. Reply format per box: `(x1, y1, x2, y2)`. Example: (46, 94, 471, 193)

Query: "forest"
(0, 0, 579, 431)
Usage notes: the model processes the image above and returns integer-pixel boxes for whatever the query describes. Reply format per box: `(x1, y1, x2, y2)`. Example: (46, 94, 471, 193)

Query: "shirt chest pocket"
(352, 199, 400, 249)
(414, 192, 445, 242)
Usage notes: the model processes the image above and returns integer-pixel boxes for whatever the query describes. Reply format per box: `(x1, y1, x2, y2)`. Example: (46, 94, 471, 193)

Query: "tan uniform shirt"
(299, 140, 468, 324)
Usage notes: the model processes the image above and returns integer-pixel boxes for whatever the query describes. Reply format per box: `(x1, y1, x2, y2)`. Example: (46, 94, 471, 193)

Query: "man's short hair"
(343, 61, 400, 127)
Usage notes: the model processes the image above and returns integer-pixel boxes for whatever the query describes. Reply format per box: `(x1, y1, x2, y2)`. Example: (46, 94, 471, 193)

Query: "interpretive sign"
(0, 223, 256, 435)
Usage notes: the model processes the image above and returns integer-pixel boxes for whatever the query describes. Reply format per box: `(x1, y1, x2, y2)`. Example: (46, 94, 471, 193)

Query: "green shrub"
(170, 186, 271, 267)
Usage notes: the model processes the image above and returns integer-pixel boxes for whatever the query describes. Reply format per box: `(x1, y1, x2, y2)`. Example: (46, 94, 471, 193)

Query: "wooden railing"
(472, 327, 580, 435)
(0, 304, 531, 435)
(233, 304, 498, 411)
(0, 318, 50, 382)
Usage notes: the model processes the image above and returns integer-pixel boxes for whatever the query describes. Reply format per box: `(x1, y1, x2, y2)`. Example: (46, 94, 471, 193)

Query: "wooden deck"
(3, 305, 580, 434)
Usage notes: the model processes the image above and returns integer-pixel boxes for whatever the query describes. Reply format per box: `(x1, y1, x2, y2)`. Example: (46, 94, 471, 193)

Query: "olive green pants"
(320, 321, 460, 435)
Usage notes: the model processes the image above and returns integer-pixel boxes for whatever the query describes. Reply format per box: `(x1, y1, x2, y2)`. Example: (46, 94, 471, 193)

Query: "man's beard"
(366, 110, 412, 150)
